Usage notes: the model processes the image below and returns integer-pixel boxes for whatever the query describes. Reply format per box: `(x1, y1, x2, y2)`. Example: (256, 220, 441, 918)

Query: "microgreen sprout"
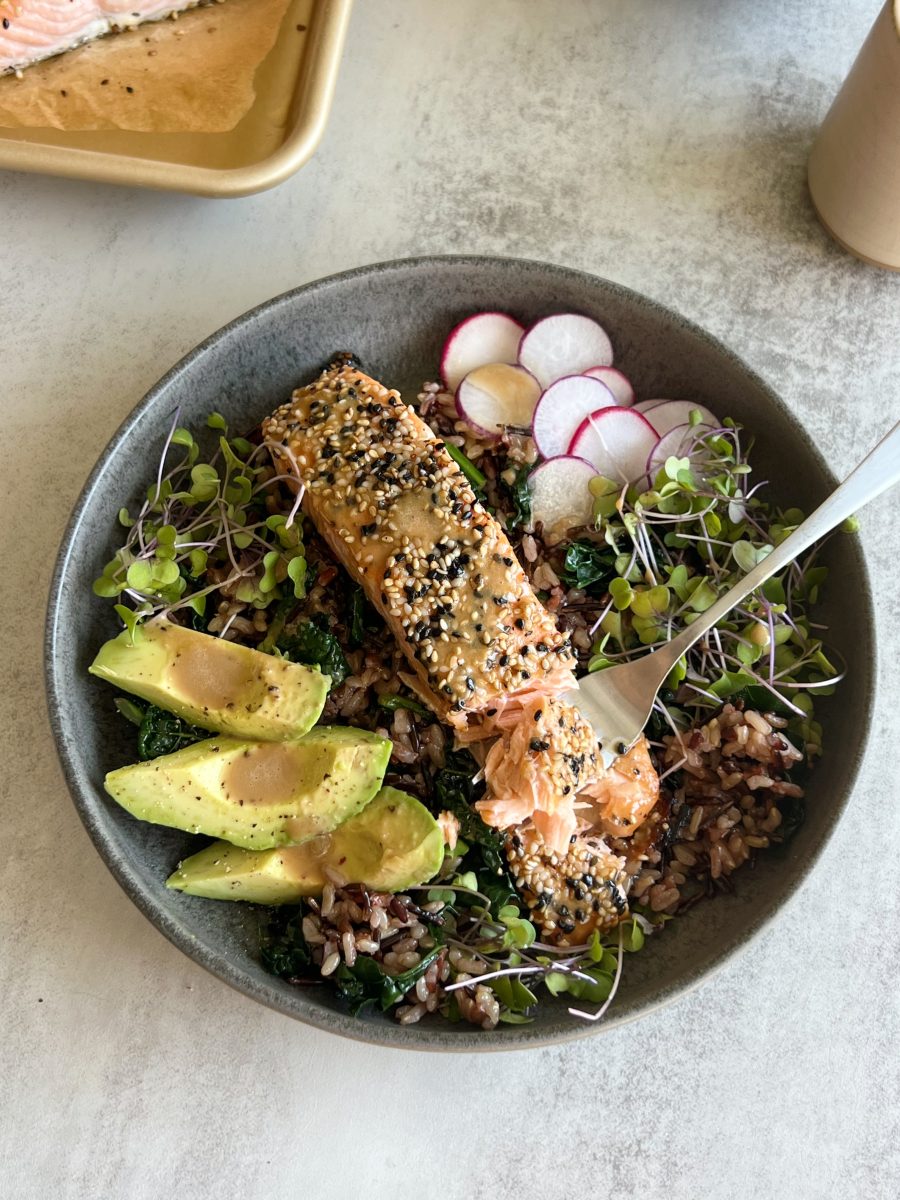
(584, 422, 846, 751)
(93, 413, 309, 637)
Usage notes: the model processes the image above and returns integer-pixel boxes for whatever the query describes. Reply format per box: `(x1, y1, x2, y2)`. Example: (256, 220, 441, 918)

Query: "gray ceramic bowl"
(45, 256, 874, 1050)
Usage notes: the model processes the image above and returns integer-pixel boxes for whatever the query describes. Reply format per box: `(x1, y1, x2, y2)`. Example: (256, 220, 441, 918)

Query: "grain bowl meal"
(88, 310, 848, 1029)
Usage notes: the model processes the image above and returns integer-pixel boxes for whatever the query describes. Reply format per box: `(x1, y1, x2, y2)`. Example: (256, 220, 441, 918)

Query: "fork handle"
(655, 417, 900, 669)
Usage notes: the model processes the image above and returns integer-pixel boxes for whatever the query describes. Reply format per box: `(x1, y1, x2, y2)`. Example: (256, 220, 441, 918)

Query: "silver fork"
(564, 418, 900, 768)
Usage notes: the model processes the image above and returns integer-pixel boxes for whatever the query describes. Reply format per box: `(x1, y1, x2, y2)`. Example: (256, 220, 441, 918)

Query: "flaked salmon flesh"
(0, 0, 204, 73)
(263, 359, 659, 855)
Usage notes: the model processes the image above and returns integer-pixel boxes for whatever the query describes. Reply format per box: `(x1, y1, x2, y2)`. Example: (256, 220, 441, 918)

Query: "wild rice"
(294, 883, 497, 1029)
(617, 703, 805, 914)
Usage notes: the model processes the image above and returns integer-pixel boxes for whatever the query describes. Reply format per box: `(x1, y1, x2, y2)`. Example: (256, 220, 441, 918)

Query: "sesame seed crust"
(262, 358, 576, 721)
(505, 825, 629, 942)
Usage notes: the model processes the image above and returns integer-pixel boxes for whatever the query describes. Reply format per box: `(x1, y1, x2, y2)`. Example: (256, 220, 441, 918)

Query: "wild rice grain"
(342, 931, 357, 966)
(320, 951, 340, 976)
(302, 917, 325, 945)
(745, 710, 772, 735)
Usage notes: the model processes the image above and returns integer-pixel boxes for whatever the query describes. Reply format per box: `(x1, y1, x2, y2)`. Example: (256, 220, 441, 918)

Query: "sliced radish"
(455, 363, 541, 437)
(569, 408, 659, 484)
(531, 374, 618, 459)
(527, 455, 597, 539)
(441, 312, 524, 392)
(634, 399, 668, 415)
(641, 399, 718, 438)
(582, 366, 635, 407)
(517, 313, 613, 389)
(646, 423, 698, 481)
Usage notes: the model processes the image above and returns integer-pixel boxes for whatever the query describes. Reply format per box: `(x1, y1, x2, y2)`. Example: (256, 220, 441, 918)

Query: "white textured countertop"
(2, 2, 899, 1196)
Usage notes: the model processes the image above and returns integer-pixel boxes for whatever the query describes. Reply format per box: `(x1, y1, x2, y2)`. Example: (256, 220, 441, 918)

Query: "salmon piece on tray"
(0, 0, 205, 74)
(262, 357, 658, 859)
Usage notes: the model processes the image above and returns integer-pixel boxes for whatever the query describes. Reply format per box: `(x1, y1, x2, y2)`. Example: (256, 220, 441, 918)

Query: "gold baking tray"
(0, 0, 353, 197)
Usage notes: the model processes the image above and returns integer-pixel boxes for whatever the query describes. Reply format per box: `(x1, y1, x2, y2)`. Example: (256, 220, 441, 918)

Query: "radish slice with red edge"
(569, 407, 659, 484)
(528, 455, 597, 540)
(517, 313, 613, 388)
(441, 312, 524, 392)
(641, 399, 718, 437)
(646, 423, 700, 482)
(582, 366, 635, 407)
(455, 363, 541, 438)
(531, 374, 618, 459)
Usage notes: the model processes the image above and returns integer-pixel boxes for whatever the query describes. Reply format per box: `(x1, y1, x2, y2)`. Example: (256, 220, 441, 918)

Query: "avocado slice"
(104, 727, 392, 850)
(90, 618, 329, 741)
(166, 787, 444, 902)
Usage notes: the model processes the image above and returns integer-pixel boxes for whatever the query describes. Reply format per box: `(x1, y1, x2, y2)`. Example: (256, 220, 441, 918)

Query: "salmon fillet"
(263, 358, 658, 854)
(263, 358, 578, 726)
(0, 0, 204, 74)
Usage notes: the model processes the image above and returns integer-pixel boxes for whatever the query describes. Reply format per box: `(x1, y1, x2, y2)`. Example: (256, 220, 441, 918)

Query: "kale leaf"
(444, 442, 487, 496)
(377, 694, 431, 716)
(503, 463, 532, 532)
(347, 586, 366, 649)
(433, 751, 517, 912)
(277, 616, 350, 687)
(133, 703, 207, 761)
(335, 927, 445, 1015)
(260, 907, 313, 978)
(560, 541, 616, 591)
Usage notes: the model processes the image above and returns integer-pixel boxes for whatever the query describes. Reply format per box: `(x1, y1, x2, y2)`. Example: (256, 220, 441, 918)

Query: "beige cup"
(809, 0, 900, 269)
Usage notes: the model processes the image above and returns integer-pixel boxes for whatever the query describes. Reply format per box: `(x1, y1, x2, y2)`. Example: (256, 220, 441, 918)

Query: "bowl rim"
(44, 254, 877, 1051)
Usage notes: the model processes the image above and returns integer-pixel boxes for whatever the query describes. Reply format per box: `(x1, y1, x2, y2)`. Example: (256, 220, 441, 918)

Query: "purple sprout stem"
(765, 600, 777, 684)
(569, 925, 624, 1022)
(588, 597, 615, 638)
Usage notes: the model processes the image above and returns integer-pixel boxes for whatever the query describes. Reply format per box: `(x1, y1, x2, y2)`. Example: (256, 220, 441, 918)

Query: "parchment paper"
(0, 0, 293, 133)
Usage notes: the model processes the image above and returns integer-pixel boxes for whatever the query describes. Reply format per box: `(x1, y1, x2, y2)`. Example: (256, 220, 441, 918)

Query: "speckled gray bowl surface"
(45, 256, 875, 1051)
